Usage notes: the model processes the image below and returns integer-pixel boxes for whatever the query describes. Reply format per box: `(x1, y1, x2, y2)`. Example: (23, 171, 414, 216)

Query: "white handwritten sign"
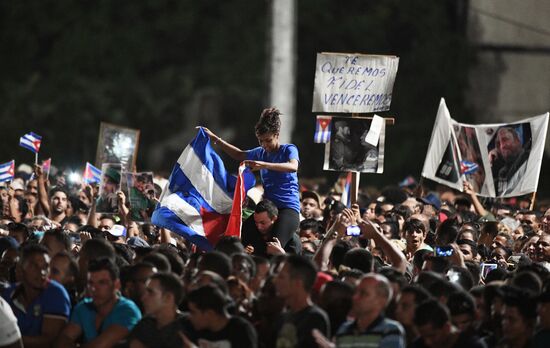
(312, 53, 399, 113)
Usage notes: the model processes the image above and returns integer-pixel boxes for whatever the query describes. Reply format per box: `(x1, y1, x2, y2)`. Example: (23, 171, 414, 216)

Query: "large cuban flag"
(152, 128, 255, 251)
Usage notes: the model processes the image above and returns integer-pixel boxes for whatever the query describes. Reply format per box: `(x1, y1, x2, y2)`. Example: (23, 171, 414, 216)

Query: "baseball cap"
(418, 193, 441, 210)
(301, 191, 321, 207)
(10, 179, 25, 191)
(127, 236, 150, 248)
(107, 224, 126, 237)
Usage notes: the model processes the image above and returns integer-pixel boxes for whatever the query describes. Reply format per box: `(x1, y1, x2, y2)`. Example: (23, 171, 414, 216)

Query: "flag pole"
(35, 152, 38, 166)
(530, 192, 537, 211)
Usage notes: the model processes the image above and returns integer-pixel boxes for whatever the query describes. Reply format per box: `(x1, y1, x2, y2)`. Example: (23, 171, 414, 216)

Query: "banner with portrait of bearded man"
(422, 98, 549, 198)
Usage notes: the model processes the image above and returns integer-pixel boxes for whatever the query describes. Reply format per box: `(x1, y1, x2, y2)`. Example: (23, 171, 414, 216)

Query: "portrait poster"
(312, 52, 399, 113)
(95, 122, 140, 172)
(422, 98, 549, 198)
(323, 116, 386, 173)
(126, 172, 155, 221)
(96, 163, 122, 214)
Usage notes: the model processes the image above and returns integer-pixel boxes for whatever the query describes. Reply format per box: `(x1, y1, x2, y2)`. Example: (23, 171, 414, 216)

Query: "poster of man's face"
(126, 172, 154, 221)
(96, 163, 122, 214)
(487, 123, 532, 196)
(324, 117, 385, 173)
(95, 122, 140, 172)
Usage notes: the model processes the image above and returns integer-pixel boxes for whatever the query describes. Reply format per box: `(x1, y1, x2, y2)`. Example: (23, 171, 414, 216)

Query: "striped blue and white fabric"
(19, 132, 42, 153)
(83, 162, 102, 184)
(152, 128, 255, 251)
(0, 161, 15, 183)
(340, 172, 353, 208)
(314, 116, 332, 143)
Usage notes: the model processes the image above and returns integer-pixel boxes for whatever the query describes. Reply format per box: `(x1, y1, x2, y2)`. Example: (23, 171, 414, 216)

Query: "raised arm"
(35, 164, 51, 216)
(358, 219, 407, 274)
(463, 181, 488, 217)
(313, 213, 349, 271)
(244, 159, 298, 173)
(200, 127, 247, 162)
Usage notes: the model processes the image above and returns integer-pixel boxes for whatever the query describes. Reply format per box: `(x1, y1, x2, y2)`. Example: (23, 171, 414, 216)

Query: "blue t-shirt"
(1, 280, 71, 336)
(70, 296, 141, 343)
(246, 144, 300, 212)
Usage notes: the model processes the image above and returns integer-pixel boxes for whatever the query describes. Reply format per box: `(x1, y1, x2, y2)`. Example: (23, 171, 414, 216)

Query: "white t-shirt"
(0, 296, 21, 346)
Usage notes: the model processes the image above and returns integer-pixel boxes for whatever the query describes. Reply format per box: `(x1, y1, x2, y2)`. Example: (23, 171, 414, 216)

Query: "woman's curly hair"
(255, 107, 281, 135)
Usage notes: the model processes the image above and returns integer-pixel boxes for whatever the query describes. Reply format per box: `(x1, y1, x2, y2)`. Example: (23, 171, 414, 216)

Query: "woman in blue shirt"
(203, 107, 300, 250)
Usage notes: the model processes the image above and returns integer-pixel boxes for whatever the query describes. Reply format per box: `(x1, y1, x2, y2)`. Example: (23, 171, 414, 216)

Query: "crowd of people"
(0, 107, 549, 348)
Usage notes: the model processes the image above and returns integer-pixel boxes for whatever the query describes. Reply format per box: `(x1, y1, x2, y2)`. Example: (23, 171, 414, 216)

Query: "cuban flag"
(460, 160, 479, 175)
(83, 162, 102, 184)
(398, 175, 417, 188)
(340, 172, 353, 208)
(42, 158, 52, 178)
(152, 128, 255, 251)
(0, 161, 15, 183)
(28, 158, 52, 181)
(314, 116, 332, 143)
(19, 132, 42, 153)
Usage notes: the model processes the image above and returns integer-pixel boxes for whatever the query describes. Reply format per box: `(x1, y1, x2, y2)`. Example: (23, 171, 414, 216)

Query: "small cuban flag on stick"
(314, 116, 332, 143)
(28, 158, 52, 181)
(0, 160, 15, 183)
(42, 158, 52, 179)
(340, 172, 354, 208)
(19, 132, 42, 164)
(460, 160, 479, 175)
(83, 162, 102, 185)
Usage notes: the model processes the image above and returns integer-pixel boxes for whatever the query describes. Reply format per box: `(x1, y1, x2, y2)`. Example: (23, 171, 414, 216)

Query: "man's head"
(414, 299, 453, 348)
(501, 287, 537, 342)
(447, 291, 476, 332)
(542, 208, 550, 234)
(405, 218, 428, 252)
(301, 191, 321, 219)
(26, 179, 38, 195)
(274, 254, 317, 300)
(435, 218, 459, 246)
(141, 272, 184, 318)
(17, 244, 51, 291)
(401, 198, 422, 215)
(41, 228, 72, 257)
(457, 239, 478, 261)
(87, 257, 120, 306)
(49, 188, 69, 215)
(50, 251, 78, 287)
(535, 234, 550, 263)
(299, 219, 321, 241)
(352, 274, 393, 319)
(491, 232, 511, 251)
(395, 285, 431, 328)
(187, 284, 229, 330)
(521, 211, 541, 232)
(78, 238, 116, 289)
(254, 200, 278, 235)
(231, 253, 256, 284)
(98, 215, 116, 231)
(495, 127, 522, 160)
(124, 262, 158, 309)
(7, 223, 30, 245)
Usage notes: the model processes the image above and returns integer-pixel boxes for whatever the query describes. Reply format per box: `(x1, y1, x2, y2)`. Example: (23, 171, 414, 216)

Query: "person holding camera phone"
(342, 206, 407, 274)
